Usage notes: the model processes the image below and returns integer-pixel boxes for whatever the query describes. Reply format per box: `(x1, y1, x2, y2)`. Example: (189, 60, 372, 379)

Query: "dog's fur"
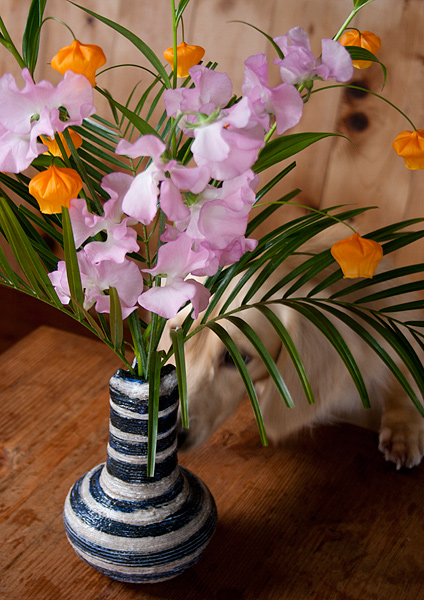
(162, 231, 424, 469)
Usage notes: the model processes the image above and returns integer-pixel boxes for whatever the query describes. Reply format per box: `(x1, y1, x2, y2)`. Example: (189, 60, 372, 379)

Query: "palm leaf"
(171, 327, 189, 428)
(225, 315, 295, 408)
(254, 304, 314, 404)
(147, 351, 162, 476)
(304, 299, 424, 415)
(62, 206, 84, 319)
(0, 199, 61, 307)
(109, 286, 124, 353)
(282, 299, 371, 408)
(206, 321, 268, 445)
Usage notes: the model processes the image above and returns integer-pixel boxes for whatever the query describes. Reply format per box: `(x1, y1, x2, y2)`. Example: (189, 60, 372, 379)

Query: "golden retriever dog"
(162, 230, 424, 469)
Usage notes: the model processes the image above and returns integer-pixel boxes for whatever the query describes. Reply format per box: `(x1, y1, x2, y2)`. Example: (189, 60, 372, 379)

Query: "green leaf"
(206, 322, 268, 445)
(345, 46, 386, 85)
(225, 315, 295, 408)
(22, 0, 47, 75)
(171, 328, 189, 428)
(96, 88, 160, 138)
(253, 133, 345, 174)
(69, 2, 171, 88)
(176, 0, 191, 24)
(62, 206, 84, 318)
(0, 199, 61, 306)
(147, 351, 162, 477)
(229, 20, 284, 59)
(353, 0, 375, 8)
(311, 300, 424, 415)
(109, 286, 124, 352)
(254, 304, 314, 404)
(128, 311, 148, 378)
(283, 300, 371, 408)
(330, 263, 424, 300)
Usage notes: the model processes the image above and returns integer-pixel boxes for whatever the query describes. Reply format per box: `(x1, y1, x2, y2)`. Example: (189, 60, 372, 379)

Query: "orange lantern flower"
(339, 30, 381, 69)
(29, 164, 83, 214)
(40, 129, 83, 159)
(51, 40, 106, 86)
(331, 232, 383, 279)
(163, 42, 205, 78)
(392, 129, 424, 170)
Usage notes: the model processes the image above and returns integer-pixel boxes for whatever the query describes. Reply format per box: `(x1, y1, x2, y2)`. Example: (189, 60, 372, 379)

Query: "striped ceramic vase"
(63, 365, 217, 583)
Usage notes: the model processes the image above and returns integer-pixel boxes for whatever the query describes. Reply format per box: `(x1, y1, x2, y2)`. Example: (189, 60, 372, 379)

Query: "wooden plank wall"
(1, 0, 424, 269)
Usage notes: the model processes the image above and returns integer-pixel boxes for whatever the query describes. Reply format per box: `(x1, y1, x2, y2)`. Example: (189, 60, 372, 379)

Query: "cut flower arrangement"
(0, 0, 424, 479)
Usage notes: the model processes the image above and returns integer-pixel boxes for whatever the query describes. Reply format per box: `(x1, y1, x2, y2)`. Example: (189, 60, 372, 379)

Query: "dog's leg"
(379, 374, 424, 469)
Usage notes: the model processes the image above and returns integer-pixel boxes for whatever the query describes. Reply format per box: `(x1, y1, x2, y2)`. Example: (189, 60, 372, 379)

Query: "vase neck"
(102, 366, 181, 496)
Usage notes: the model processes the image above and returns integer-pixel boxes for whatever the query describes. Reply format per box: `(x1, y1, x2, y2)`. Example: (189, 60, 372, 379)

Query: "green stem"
(333, 1, 376, 41)
(310, 84, 417, 131)
(264, 122, 277, 144)
(171, 0, 178, 90)
(0, 17, 26, 68)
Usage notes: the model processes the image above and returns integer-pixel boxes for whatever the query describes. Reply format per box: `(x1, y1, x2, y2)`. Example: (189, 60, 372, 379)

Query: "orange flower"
(51, 40, 106, 86)
(331, 232, 383, 279)
(163, 42, 205, 78)
(339, 30, 381, 69)
(392, 129, 424, 170)
(40, 129, 83, 159)
(29, 164, 83, 214)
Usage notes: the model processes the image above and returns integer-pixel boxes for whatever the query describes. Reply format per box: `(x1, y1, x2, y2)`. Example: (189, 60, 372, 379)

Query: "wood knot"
(344, 80, 370, 101)
(343, 111, 369, 132)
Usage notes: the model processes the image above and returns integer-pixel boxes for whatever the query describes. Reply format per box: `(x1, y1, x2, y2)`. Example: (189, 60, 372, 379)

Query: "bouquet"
(0, 0, 423, 474)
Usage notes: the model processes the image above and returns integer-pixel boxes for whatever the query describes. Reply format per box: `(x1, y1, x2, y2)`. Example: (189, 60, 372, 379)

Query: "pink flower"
(0, 124, 45, 173)
(49, 250, 143, 318)
(163, 171, 259, 272)
(69, 172, 139, 263)
(164, 65, 233, 135)
(273, 27, 353, 85)
(242, 53, 303, 135)
(116, 134, 210, 223)
(0, 69, 95, 172)
(138, 232, 211, 319)
(191, 97, 266, 180)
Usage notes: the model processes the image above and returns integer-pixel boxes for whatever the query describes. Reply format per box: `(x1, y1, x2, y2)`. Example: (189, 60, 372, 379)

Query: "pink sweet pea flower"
(0, 69, 95, 172)
(138, 232, 211, 319)
(191, 97, 266, 180)
(163, 171, 259, 272)
(0, 124, 45, 173)
(48, 250, 143, 318)
(69, 172, 139, 263)
(273, 27, 353, 85)
(164, 65, 233, 135)
(116, 134, 209, 224)
(242, 53, 303, 135)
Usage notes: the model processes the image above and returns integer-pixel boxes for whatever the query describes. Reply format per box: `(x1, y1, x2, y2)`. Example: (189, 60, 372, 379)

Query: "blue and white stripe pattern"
(63, 365, 217, 583)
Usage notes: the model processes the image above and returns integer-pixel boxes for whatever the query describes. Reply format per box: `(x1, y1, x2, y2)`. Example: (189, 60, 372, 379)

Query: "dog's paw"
(379, 419, 424, 469)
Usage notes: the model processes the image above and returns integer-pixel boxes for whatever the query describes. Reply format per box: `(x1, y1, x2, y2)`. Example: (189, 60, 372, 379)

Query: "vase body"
(63, 365, 217, 583)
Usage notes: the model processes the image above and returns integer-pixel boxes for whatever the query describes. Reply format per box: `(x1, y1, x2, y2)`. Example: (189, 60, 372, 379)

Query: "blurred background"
(0, 0, 423, 352)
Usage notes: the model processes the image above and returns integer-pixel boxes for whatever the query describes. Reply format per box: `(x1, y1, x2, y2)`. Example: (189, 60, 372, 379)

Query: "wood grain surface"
(1, 326, 424, 600)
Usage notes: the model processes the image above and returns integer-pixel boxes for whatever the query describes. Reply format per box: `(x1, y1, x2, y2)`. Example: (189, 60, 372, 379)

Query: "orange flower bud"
(163, 42, 205, 78)
(339, 30, 381, 69)
(392, 129, 424, 170)
(331, 232, 383, 279)
(51, 40, 106, 86)
(29, 164, 83, 214)
(40, 129, 83, 159)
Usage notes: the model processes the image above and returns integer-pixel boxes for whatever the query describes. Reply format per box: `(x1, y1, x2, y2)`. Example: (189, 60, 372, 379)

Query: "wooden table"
(1, 326, 424, 600)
